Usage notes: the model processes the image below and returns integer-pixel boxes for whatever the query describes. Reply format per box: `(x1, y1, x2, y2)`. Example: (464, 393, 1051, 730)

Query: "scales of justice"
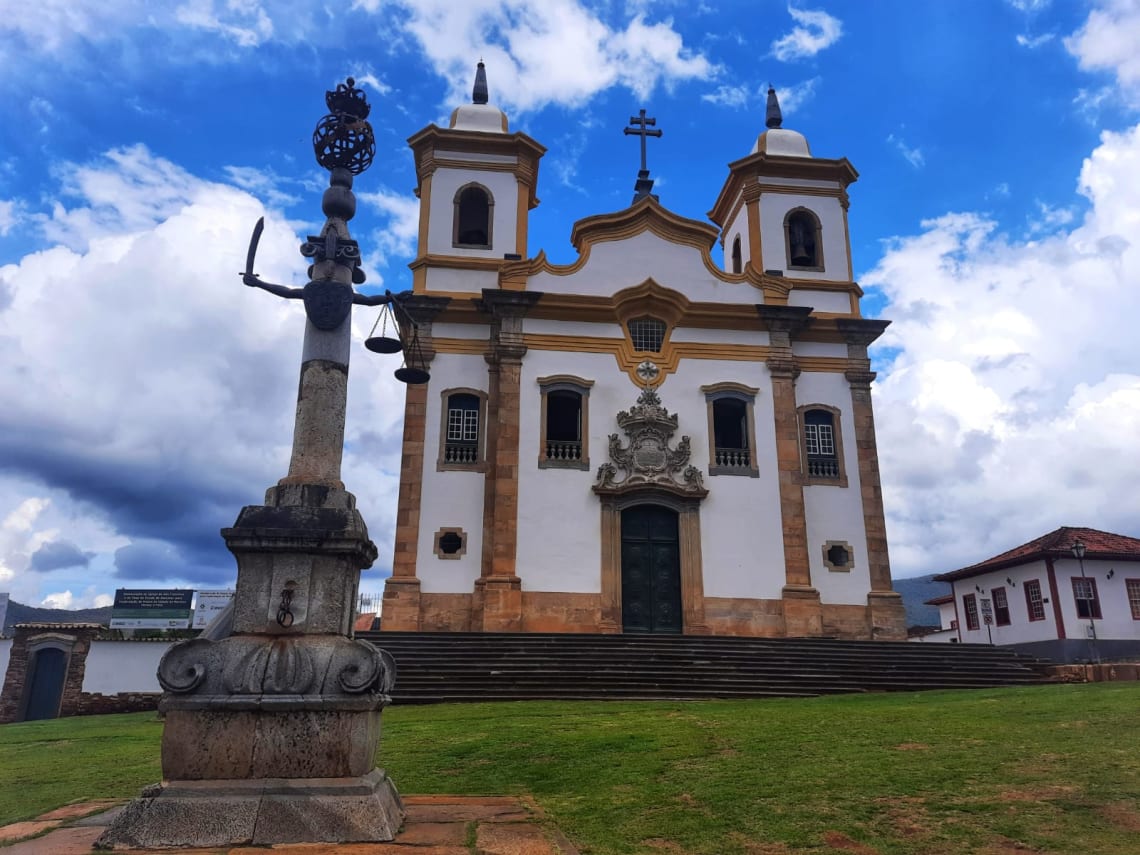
(97, 79, 423, 849)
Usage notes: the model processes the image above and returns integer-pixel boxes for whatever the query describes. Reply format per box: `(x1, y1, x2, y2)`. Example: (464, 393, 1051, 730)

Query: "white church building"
(380, 64, 906, 639)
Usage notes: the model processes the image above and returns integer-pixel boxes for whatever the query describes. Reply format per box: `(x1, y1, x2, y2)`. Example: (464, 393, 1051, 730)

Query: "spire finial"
(472, 60, 489, 105)
(765, 85, 782, 130)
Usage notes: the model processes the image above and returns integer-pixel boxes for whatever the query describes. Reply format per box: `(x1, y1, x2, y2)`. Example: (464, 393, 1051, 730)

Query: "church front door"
(620, 505, 682, 633)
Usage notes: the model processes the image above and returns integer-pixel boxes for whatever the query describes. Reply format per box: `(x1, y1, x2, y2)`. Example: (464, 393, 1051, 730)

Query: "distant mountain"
(892, 574, 952, 628)
(2, 601, 114, 635)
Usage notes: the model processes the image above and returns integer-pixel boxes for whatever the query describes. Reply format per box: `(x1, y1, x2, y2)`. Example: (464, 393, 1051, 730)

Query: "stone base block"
(94, 769, 403, 850)
(480, 577, 523, 632)
(782, 586, 823, 637)
(867, 591, 907, 640)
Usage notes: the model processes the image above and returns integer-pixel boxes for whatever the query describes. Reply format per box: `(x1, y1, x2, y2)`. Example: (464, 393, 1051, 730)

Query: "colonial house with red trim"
(933, 526, 1140, 662)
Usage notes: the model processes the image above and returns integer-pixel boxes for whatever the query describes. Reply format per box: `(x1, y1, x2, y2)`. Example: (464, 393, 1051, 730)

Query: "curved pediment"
(570, 196, 719, 254)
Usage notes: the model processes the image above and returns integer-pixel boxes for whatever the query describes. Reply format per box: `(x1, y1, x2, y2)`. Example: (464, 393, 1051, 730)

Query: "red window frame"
(1024, 579, 1046, 622)
(963, 593, 979, 631)
(1071, 577, 1102, 620)
(991, 586, 1011, 626)
(1126, 578, 1140, 620)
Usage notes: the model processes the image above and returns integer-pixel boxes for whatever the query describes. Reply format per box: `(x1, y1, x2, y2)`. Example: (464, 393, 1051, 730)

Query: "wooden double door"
(620, 505, 682, 633)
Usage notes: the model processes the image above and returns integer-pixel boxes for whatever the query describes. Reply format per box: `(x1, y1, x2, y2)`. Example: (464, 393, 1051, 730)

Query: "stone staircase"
(357, 631, 1057, 704)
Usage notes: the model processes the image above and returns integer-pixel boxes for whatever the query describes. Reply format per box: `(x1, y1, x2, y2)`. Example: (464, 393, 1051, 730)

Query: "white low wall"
(82, 640, 173, 694)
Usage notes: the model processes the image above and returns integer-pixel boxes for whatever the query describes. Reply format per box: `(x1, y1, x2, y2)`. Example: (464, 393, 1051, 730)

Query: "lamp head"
(1071, 540, 1087, 560)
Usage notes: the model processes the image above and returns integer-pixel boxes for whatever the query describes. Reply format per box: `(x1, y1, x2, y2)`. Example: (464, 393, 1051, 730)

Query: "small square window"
(628, 318, 666, 352)
(433, 528, 467, 560)
(821, 540, 853, 573)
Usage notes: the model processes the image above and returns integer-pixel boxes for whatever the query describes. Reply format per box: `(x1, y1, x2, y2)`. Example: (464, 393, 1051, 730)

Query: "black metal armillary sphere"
(312, 77, 376, 175)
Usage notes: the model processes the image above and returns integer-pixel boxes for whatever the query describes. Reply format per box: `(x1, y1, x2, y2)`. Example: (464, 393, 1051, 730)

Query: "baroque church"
(380, 63, 906, 640)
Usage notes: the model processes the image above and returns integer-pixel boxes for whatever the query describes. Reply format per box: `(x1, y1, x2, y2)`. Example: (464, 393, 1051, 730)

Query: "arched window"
(538, 375, 593, 469)
(438, 389, 487, 470)
(784, 208, 822, 270)
(798, 405, 847, 486)
(731, 235, 742, 274)
(702, 383, 759, 476)
(453, 184, 493, 248)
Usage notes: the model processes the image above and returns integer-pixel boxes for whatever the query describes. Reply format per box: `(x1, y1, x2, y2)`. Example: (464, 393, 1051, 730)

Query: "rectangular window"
(1024, 579, 1046, 622)
(1127, 579, 1140, 620)
(1071, 577, 1102, 620)
(964, 594, 979, 631)
(804, 423, 835, 455)
(992, 586, 1011, 626)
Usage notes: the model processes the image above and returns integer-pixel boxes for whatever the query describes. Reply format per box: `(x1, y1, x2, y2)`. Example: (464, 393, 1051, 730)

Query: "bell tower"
(709, 87, 857, 289)
(406, 62, 546, 294)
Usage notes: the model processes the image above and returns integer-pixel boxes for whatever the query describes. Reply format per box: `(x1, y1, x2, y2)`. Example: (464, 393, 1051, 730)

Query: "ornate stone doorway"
(620, 504, 682, 633)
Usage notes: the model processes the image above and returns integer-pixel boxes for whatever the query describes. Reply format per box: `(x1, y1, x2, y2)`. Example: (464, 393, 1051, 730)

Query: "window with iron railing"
(702, 384, 760, 477)
(538, 376, 593, 470)
(438, 390, 486, 470)
(801, 407, 844, 483)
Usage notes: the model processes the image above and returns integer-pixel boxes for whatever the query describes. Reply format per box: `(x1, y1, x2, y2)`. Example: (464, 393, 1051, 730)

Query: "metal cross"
(623, 109, 662, 173)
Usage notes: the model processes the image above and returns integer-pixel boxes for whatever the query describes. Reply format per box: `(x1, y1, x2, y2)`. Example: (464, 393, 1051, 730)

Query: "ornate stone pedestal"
(96, 486, 404, 849)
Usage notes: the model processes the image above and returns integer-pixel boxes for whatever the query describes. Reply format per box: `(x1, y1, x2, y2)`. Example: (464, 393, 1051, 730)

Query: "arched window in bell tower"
(731, 235, 742, 274)
(453, 183, 494, 248)
(784, 208, 823, 270)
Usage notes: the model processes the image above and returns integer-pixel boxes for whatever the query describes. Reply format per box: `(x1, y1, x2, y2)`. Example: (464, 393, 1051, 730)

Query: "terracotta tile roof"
(924, 594, 954, 606)
(934, 526, 1140, 582)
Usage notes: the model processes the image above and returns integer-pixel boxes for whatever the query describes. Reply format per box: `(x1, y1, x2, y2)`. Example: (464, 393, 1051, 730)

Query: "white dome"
(751, 128, 812, 158)
(449, 102, 508, 134)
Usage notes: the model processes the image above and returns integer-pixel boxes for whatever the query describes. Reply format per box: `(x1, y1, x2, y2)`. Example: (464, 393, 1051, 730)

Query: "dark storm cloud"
(30, 539, 92, 571)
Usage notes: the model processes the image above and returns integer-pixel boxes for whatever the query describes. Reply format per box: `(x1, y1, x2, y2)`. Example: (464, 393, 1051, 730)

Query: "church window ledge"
(537, 375, 593, 470)
(628, 317, 667, 353)
(437, 388, 488, 472)
(701, 383, 760, 478)
(784, 207, 824, 272)
(798, 404, 848, 487)
(453, 183, 494, 249)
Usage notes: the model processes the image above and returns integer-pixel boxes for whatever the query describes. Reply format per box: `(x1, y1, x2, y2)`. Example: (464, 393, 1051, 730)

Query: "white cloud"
(1065, 0, 1140, 107)
(1027, 200, 1075, 233)
(0, 145, 409, 603)
(358, 0, 716, 113)
(776, 77, 820, 115)
(887, 133, 925, 168)
(358, 189, 421, 274)
(770, 6, 843, 62)
(1007, 0, 1051, 11)
(868, 123, 1140, 575)
(174, 0, 275, 47)
(701, 85, 750, 108)
(0, 199, 20, 237)
(1016, 32, 1054, 48)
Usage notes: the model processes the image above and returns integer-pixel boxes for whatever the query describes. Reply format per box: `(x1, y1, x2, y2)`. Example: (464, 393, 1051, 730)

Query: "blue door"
(23, 648, 67, 720)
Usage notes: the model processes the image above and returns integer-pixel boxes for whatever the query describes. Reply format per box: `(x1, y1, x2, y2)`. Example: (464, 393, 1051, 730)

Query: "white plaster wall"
(723, 195, 749, 272)
(670, 327, 770, 346)
(522, 319, 625, 339)
(530, 233, 757, 305)
(787, 289, 852, 314)
(433, 322, 489, 340)
(792, 341, 847, 358)
(1054, 558, 1140, 641)
(796, 371, 868, 604)
(82, 641, 171, 693)
(427, 166, 520, 257)
(758, 191, 850, 281)
(952, 562, 1061, 645)
(423, 267, 498, 295)
(418, 352, 489, 593)
(938, 601, 956, 630)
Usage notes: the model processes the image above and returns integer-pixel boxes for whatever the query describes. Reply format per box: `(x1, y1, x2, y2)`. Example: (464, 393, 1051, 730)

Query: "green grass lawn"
(2, 684, 1138, 854)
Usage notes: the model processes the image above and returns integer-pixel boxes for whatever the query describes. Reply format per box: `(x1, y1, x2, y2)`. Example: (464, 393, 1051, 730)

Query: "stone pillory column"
(756, 304, 822, 638)
(476, 289, 542, 632)
(98, 79, 411, 850)
(383, 296, 449, 632)
(836, 318, 907, 640)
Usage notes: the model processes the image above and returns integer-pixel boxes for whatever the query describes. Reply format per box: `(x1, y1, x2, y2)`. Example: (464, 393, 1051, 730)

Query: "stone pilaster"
(756, 304, 821, 637)
(836, 318, 906, 640)
(383, 296, 449, 632)
(476, 289, 542, 631)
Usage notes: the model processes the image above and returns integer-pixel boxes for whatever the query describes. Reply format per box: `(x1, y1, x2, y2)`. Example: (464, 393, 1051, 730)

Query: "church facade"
(381, 65, 906, 639)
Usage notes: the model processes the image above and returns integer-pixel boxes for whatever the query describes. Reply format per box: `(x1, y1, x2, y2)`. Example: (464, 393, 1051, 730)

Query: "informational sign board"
(980, 597, 994, 626)
(192, 590, 235, 629)
(0, 592, 9, 635)
(110, 589, 194, 629)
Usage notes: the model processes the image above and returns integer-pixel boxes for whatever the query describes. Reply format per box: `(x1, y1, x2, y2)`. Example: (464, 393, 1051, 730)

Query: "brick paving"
(0, 795, 579, 855)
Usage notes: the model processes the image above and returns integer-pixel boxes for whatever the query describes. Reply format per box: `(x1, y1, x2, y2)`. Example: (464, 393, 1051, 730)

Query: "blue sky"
(2, 0, 1139, 609)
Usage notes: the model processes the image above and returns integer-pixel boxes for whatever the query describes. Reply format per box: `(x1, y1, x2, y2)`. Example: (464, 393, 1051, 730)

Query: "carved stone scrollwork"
(593, 388, 707, 497)
(335, 640, 397, 694)
(223, 638, 316, 695)
(157, 638, 212, 694)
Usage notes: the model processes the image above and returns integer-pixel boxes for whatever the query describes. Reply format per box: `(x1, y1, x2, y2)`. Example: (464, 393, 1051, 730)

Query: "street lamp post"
(1070, 539, 1099, 663)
